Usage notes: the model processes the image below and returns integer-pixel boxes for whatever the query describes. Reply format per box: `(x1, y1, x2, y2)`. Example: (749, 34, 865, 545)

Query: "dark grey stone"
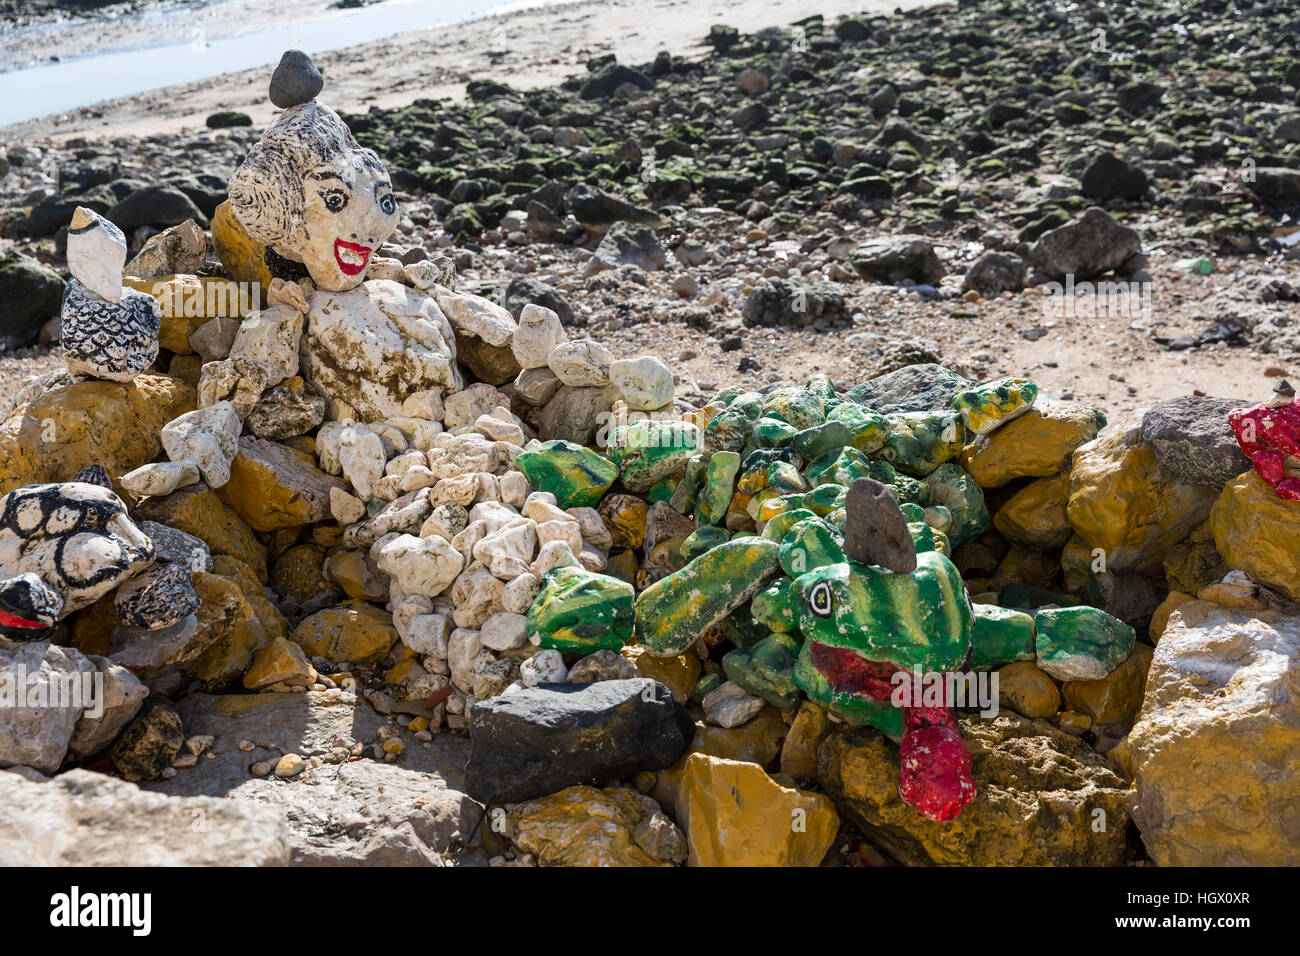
(849, 235, 945, 285)
(846, 363, 973, 414)
(845, 477, 917, 573)
(1028, 207, 1142, 280)
(1140, 395, 1251, 488)
(464, 678, 694, 804)
(269, 50, 324, 109)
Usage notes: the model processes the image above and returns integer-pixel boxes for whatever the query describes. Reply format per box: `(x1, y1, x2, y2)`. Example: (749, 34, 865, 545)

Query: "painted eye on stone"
(321, 190, 349, 213)
(379, 194, 397, 215)
(809, 581, 834, 617)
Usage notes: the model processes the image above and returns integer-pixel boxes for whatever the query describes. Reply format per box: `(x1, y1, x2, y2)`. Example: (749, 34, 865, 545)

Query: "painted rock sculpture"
(1229, 380, 1300, 500)
(61, 207, 161, 382)
(0, 482, 154, 617)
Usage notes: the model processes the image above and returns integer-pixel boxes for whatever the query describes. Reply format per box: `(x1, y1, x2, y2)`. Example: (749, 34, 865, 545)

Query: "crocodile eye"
(809, 581, 834, 617)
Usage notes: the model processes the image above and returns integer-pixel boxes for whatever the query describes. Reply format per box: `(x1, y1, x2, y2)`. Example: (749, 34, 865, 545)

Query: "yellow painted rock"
(675, 753, 839, 867)
(210, 199, 271, 291)
(188, 571, 255, 667)
(779, 700, 831, 780)
(0, 373, 195, 495)
(993, 472, 1072, 549)
(1128, 601, 1300, 865)
(291, 601, 396, 665)
(1161, 519, 1227, 595)
(1061, 643, 1153, 728)
(1067, 414, 1219, 576)
(622, 644, 700, 703)
(599, 494, 648, 550)
(181, 554, 286, 689)
(270, 543, 330, 605)
(960, 401, 1104, 488)
(216, 437, 346, 533)
(135, 484, 268, 580)
(1210, 471, 1300, 602)
(506, 785, 681, 866)
(124, 273, 252, 353)
(997, 660, 1060, 719)
(243, 636, 318, 690)
(605, 548, 638, 586)
(324, 549, 388, 601)
(651, 705, 788, 816)
(1149, 590, 1193, 643)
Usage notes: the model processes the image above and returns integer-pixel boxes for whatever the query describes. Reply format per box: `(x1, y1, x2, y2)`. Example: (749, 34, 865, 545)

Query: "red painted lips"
(334, 238, 372, 276)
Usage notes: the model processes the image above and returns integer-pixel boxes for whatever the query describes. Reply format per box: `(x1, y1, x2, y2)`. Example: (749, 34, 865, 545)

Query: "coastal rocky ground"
(0, 0, 1298, 867)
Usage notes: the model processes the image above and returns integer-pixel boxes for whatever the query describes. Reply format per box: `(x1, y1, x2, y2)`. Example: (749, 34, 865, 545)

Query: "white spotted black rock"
(114, 563, 202, 630)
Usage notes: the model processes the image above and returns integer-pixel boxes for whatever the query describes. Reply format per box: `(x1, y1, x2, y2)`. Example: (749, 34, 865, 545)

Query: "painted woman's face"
(295, 156, 400, 291)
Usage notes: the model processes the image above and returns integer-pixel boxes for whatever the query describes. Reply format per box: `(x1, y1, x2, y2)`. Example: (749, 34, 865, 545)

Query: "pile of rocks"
(1, 47, 1297, 869)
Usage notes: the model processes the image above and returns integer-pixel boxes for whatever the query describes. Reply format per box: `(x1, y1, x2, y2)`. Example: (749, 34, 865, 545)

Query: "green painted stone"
(823, 507, 846, 534)
(711, 386, 746, 406)
(681, 525, 731, 561)
(969, 604, 1036, 670)
(697, 450, 741, 526)
(1034, 605, 1135, 681)
(736, 448, 799, 494)
(769, 461, 807, 494)
(762, 388, 825, 430)
(691, 672, 724, 702)
(605, 420, 700, 493)
(951, 377, 1038, 436)
(791, 419, 856, 461)
(868, 459, 930, 506)
(827, 401, 890, 453)
(802, 482, 848, 516)
(719, 604, 770, 648)
(899, 502, 926, 522)
(525, 565, 634, 653)
(723, 632, 803, 709)
(804, 374, 839, 407)
(635, 538, 783, 658)
(515, 440, 618, 510)
(751, 577, 798, 633)
(761, 506, 818, 542)
(669, 454, 707, 513)
(878, 411, 966, 477)
(805, 446, 872, 488)
(647, 475, 678, 504)
(908, 520, 938, 554)
(793, 639, 904, 735)
(922, 463, 988, 547)
(791, 551, 972, 671)
(752, 416, 798, 448)
(779, 515, 846, 577)
(701, 392, 762, 454)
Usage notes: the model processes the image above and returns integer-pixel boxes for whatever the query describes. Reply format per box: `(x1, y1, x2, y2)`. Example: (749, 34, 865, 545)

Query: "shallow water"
(0, 0, 561, 126)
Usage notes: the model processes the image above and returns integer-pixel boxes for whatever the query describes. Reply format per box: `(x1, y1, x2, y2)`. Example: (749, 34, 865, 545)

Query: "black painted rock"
(110, 702, 184, 781)
(0, 573, 62, 640)
(464, 678, 694, 804)
(73, 464, 111, 488)
(269, 50, 324, 109)
(845, 477, 917, 573)
(114, 563, 202, 630)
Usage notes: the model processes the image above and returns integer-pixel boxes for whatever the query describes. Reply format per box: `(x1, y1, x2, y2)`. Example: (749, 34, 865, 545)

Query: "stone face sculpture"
(0, 572, 63, 640)
(0, 482, 154, 617)
(228, 99, 399, 292)
(61, 207, 161, 382)
(1229, 380, 1300, 500)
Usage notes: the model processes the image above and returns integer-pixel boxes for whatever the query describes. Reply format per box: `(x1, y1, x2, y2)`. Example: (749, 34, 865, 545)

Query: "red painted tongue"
(898, 724, 977, 822)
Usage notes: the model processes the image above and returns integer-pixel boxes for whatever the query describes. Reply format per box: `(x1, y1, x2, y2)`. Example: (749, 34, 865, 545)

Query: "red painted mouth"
(334, 238, 372, 276)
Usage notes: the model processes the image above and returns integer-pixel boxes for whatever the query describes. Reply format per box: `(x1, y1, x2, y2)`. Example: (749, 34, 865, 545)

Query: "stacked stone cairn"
(1, 51, 1296, 867)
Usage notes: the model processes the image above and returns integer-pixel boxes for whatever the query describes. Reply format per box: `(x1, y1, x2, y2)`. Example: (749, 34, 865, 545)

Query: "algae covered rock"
(526, 565, 634, 653)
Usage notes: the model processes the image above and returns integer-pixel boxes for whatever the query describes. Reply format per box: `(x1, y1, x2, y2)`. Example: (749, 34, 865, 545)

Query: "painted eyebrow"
(310, 171, 348, 184)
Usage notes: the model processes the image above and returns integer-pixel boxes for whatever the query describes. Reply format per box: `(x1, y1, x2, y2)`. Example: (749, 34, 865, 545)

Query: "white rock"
(547, 338, 614, 387)
(479, 611, 528, 652)
(567, 507, 613, 553)
(119, 460, 199, 497)
(338, 425, 386, 500)
(303, 279, 462, 421)
(524, 498, 570, 524)
(474, 413, 525, 445)
(404, 613, 451, 658)
(578, 543, 608, 572)
(510, 304, 568, 368)
(392, 594, 435, 640)
(609, 355, 675, 410)
(66, 206, 126, 302)
(377, 534, 465, 597)
(536, 519, 582, 554)
(431, 287, 517, 347)
(472, 521, 537, 568)
(703, 681, 766, 728)
(227, 304, 302, 387)
(329, 487, 366, 525)
(160, 401, 241, 488)
(447, 627, 484, 692)
(386, 415, 442, 451)
(384, 449, 427, 478)
(501, 572, 540, 614)
(531, 540, 579, 578)
(472, 473, 500, 504)
(402, 390, 445, 422)
(451, 568, 504, 629)
(498, 471, 530, 509)
(443, 384, 509, 429)
(520, 649, 567, 685)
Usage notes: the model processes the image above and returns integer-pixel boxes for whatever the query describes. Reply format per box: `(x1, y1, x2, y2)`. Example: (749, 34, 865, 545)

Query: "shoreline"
(0, 0, 917, 143)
